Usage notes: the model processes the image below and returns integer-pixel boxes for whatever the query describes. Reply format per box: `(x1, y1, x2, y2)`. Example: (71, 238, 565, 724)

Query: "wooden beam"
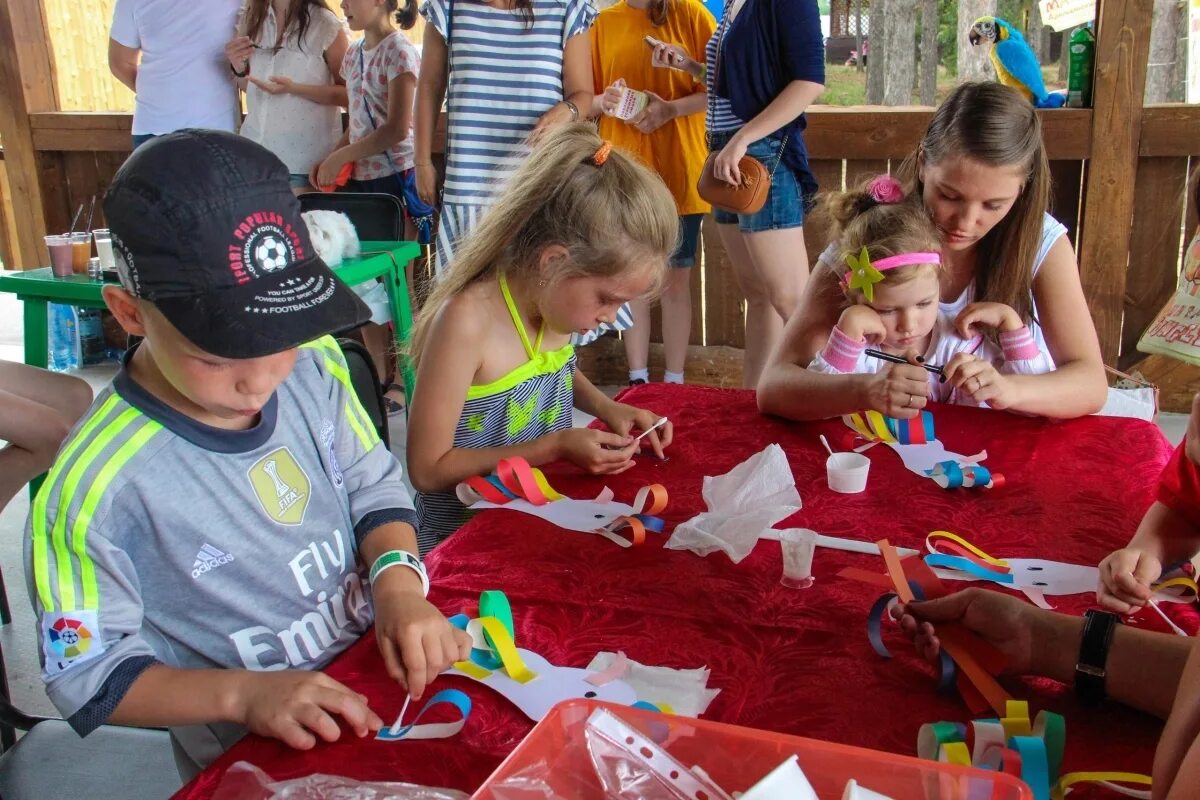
(1077, 0, 1153, 366)
(29, 112, 132, 152)
(1133, 355, 1200, 414)
(1120, 157, 1189, 371)
(802, 107, 1092, 160)
(1140, 105, 1200, 157)
(0, 0, 57, 268)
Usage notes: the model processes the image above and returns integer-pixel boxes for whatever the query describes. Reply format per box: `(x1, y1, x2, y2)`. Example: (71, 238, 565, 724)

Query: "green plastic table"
(0, 241, 419, 497)
(0, 240, 419, 398)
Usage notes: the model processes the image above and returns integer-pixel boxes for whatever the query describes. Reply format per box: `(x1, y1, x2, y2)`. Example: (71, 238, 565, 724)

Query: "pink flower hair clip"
(868, 175, 905, 205)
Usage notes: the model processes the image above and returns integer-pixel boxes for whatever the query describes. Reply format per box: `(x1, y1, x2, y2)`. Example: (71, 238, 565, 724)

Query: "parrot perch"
(969, 16, 1065, 109)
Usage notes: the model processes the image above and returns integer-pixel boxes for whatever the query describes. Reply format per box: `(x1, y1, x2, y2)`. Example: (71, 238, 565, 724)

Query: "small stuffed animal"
(301, 209, 360, 266)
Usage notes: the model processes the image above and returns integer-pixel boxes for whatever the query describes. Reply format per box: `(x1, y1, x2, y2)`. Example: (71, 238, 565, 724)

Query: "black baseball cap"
(103, 129, 371, 358)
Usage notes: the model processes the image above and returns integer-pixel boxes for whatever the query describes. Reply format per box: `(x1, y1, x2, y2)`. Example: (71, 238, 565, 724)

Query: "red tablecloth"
(176, 385, 1186, 798)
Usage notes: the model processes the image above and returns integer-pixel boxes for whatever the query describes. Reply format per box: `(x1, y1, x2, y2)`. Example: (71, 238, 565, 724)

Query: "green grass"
(816, 64, 1065, 107)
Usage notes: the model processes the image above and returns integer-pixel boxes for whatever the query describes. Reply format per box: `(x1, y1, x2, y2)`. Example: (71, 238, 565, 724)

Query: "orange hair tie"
(590, 141, 612, 167)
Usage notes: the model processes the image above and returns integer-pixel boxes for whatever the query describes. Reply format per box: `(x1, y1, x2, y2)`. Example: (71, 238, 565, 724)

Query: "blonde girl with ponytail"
(406, 125, 679, 552)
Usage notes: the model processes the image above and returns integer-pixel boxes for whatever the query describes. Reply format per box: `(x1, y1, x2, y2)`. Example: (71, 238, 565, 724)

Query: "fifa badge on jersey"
(42, 611, 104, 676)
(248, 446, 311, 525)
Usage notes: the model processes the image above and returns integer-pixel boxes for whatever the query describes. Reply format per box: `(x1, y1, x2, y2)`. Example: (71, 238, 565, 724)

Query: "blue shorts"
(288, 173, 312, 189)
(131, 133, 157, 149)
(709, 129, 806, 233)
(672, 214, 704, 267)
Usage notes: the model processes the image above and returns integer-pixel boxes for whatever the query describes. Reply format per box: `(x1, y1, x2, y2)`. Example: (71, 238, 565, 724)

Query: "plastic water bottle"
(1067, 25, 1095, 108)
(48, 303, 80, 372)
(78, 308, 106, 366)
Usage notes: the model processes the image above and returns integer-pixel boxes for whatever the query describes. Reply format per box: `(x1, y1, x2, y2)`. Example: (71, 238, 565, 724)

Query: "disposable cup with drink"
(69, 232, 91, 274)
(778, 528, 816, 589)
(46, 234, 74, 278)
(93, 229, 116, 269)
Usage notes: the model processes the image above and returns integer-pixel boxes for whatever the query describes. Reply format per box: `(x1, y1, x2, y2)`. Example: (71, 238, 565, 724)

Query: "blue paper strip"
(375, 689, 473, 741)
(868, 592, 899, 658)
(937, 649, 957, 692)
(486, 475, 518, 499)
(925, 554, 1015, 584)
(446, 614, 503, 670)
(921, 411, 935, 442)
(1008, 735, 1051, 800)
(634, 514, 666, 534)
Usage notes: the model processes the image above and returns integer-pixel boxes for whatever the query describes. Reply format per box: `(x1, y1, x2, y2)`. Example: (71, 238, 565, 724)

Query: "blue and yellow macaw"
(969, 16, 1065, 109)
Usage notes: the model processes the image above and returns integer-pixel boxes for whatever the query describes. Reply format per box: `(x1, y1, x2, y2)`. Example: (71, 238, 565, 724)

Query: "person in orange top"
(590, 0, 715, 386)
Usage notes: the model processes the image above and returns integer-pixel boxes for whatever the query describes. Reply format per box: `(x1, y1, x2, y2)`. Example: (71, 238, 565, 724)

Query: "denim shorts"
(288, 173, 312, 189)
(672, 214, 705, 267)
(709, 129, 805, 233)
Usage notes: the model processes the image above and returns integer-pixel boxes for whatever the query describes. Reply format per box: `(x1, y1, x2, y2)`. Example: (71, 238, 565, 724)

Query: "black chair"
(337, 338, 390, 445)
(297, 192, 404, 240)
(0, 640, 180, 798)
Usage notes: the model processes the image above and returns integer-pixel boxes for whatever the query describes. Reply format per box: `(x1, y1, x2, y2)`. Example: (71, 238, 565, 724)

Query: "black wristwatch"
(1075, 609, 1120, 706)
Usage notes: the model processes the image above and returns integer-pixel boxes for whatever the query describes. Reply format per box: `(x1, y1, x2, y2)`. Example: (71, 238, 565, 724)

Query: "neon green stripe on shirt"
(74, 419, 163, 609)
(47, 407, 145, 612)
(31, 394, 121, 613)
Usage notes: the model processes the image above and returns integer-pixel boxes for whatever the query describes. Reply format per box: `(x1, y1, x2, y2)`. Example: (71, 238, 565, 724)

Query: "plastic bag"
(211, 761, 469, 800)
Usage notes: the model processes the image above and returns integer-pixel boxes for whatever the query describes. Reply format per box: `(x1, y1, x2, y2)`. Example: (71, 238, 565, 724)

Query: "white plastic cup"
(778, 529, 816, 589)
(827, 452, 870, 494)
(93, 229, 116, 269)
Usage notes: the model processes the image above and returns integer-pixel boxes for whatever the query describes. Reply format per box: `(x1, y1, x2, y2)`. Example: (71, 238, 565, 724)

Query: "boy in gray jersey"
(25, 129, 470, 778)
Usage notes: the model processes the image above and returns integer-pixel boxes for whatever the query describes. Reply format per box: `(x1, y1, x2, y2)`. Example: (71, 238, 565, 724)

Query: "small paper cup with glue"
(827, 452, 870, 494)
(778, 528, 816, 589)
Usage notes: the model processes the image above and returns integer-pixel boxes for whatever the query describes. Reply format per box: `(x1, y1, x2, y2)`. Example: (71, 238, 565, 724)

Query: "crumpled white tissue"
(664, 444, 801, 564)
(586, 651, 720, 718)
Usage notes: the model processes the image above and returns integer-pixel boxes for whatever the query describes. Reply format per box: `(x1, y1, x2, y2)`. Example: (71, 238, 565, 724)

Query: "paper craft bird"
(968, 16, 1065, 109)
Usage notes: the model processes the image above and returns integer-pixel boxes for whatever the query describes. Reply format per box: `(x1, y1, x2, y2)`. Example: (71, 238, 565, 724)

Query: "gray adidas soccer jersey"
(25, 336, 416, 770)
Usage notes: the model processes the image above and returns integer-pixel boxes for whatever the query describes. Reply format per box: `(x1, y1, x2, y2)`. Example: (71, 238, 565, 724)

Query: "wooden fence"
(2, 0, 1200, 409)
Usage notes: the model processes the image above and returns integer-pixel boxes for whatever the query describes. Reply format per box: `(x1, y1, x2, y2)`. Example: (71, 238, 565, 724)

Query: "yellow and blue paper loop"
(919, 701, 1151, 800)
(843, 411, 1004, 490)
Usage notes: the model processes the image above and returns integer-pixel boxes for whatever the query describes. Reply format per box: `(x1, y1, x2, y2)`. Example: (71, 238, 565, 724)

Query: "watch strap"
(1075, 609, 1119, 705)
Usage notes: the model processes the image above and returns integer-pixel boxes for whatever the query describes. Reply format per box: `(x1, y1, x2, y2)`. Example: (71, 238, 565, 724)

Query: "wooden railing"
(7, 103, 1200, 408)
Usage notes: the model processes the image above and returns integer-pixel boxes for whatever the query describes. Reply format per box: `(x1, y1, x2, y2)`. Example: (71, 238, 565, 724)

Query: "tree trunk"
(1146, 0, 1182, 103)
(854, 0, 864, 73)
(883, 0, 916, 105)
(919, 0, 937, 105)
(866, 0, 886, 104)
(957, 0, 996, 81)
(1028, 1, 1050, 64)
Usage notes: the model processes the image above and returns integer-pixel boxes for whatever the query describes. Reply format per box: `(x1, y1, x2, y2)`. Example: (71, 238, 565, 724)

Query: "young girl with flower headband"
(808, 175, 1053, 409)
(405, 125, 677, 553)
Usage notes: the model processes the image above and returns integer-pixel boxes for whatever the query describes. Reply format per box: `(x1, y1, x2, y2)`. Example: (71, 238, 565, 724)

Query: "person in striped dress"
(413, 0, 596, 273)
(406, 125, 676, 553)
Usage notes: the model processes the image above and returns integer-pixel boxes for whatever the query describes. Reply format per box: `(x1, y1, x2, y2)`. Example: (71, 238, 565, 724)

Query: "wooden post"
(0, 0, 58, 268)
(1076, 0, 1153, 366)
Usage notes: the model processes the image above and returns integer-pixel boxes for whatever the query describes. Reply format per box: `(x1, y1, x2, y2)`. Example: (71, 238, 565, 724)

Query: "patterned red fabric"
(175, 386, 1185, 799)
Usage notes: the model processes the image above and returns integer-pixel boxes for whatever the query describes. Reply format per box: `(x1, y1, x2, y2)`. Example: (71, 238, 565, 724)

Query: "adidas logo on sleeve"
(192, 543, 235, 579)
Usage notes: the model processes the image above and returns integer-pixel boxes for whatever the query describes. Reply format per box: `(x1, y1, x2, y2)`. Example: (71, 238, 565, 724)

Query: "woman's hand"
(648, 38, 692, 71)
(554, 428, 639, 474)
(599, 81, 624, 117)
(863, 359, 929, 419)
(837, 305, 886, 345)
(942, 353, 1019, 409)
(712, 131, 749, 186)
(415, 163, 438, 206)
(630, 92, 677, 134)
(891, 588, 1042, 676)
(955, 302, 1023, 337)
(529, 102, 575, 146)
(248, 75, 296, 95)
(315, 151, 349, 190)
(225, 36, 255, 73)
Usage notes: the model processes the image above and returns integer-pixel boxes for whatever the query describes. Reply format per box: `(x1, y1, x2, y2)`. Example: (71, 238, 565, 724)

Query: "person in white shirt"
(225, 0, 350, 193)
(108, 0, 242, 147)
